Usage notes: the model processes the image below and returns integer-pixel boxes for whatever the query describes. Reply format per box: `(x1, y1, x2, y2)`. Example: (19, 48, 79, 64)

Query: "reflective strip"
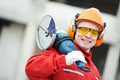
(63, 68, 84, 76)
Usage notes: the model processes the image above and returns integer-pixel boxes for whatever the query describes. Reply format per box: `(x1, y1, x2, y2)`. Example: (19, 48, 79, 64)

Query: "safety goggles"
(77, 27, 100, 37)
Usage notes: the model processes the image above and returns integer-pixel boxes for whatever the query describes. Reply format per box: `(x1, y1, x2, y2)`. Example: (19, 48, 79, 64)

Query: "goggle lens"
(77, 27, 99, 37)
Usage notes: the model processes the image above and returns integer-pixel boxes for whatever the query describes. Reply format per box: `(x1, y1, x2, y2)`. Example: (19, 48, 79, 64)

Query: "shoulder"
(27, 48, 61, 61)
(35, 48, 61, 56)
(44, 48, 60, 54)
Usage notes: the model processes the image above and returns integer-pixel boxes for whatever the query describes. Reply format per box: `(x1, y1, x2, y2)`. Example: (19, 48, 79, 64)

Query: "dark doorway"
(91, 43, 110, 75)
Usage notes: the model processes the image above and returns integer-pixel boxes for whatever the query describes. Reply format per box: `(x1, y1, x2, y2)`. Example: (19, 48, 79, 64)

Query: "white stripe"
(63, 68, 84, 76)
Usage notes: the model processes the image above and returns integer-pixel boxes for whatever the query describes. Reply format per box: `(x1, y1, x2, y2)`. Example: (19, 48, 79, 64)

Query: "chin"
(79, 44, 93, 50)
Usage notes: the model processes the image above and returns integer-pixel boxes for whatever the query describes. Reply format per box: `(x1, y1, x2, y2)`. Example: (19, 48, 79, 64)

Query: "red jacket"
(25, 47, 100, 80)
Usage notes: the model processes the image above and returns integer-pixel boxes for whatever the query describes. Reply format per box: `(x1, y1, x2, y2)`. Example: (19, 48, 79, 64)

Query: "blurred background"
(0, 0, 120, 80)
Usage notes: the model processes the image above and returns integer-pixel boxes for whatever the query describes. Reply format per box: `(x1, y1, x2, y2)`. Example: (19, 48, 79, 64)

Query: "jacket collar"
(74, 43, 92, 59)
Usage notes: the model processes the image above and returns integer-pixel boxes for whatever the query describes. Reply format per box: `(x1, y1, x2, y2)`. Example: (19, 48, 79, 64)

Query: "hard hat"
(67, 7, 106, 46)
(75, 7, 105, 31)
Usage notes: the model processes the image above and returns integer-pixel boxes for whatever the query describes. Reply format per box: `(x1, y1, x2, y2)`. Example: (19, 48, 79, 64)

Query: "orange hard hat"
(75, 7, 105, 31)
(67, 7, 106, 46)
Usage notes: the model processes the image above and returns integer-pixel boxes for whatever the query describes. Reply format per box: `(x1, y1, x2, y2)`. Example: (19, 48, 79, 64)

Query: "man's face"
(74, 21, 100, 52)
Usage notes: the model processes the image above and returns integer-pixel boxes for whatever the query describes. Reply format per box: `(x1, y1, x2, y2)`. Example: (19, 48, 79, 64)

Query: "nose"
(85, 32, 91, 38)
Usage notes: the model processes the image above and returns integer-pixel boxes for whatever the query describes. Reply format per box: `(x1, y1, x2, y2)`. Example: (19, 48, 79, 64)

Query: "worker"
(25, 7, 106, 80)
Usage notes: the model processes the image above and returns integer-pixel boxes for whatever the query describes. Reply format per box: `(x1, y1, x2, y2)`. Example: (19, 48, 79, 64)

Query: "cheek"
(74, 33, 83, 44)
(90, 37, 98, 46)
(75, 33, 82, 40)
(92, 37, 98, 42)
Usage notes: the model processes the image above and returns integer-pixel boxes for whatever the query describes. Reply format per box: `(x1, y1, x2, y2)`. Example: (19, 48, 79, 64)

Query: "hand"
(65, 51, 87, 65)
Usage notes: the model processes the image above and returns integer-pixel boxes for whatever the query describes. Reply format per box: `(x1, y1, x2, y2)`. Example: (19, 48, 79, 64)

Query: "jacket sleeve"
(25, 48, 66, 79)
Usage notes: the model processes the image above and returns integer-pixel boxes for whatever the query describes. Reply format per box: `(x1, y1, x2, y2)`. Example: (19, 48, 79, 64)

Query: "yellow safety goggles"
(77, 27, 100, 37)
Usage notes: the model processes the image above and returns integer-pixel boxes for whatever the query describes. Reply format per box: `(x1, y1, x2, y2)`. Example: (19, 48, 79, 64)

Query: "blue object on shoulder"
(54, 32, 90, 71)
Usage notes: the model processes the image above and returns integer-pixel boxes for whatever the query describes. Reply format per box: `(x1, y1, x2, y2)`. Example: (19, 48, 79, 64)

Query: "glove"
(65, 51, 87, 65)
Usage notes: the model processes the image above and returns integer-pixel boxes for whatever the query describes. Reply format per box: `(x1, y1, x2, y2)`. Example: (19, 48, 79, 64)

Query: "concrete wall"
(0, 23, 25, 80)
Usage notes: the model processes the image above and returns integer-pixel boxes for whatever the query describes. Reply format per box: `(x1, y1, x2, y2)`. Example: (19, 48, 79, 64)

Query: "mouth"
(81, 39, 92, 43)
